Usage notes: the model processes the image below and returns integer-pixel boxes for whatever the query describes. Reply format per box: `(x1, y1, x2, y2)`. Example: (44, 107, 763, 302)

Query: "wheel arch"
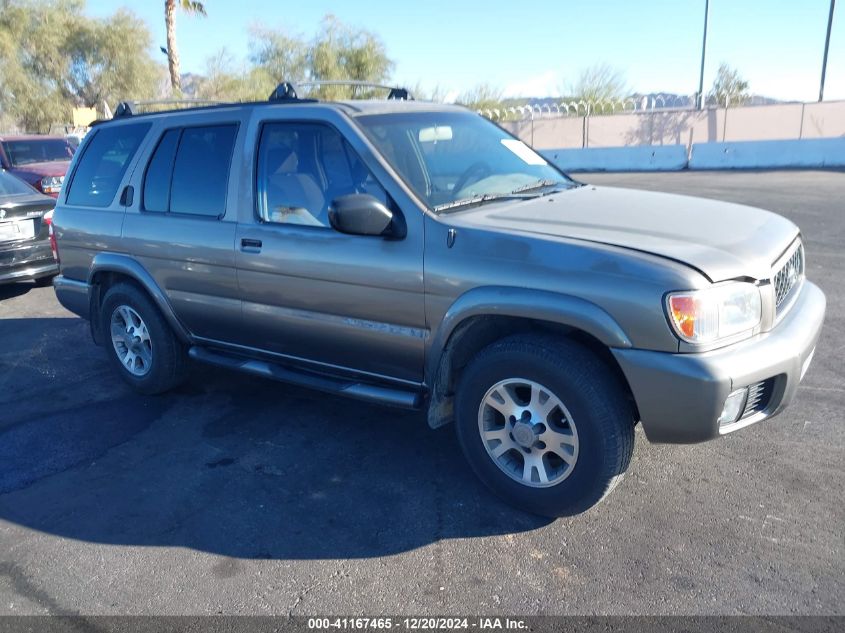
(426, 287, 638, 429)
(87, 253, 190, 345)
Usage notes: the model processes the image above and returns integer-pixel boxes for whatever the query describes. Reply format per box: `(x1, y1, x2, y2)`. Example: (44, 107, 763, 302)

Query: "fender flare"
(88, 252, 191, 343)
(425, 286, 632, 385)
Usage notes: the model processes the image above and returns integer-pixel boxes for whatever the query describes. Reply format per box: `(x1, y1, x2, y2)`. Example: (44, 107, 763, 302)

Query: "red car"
(0, 135, 76, 198)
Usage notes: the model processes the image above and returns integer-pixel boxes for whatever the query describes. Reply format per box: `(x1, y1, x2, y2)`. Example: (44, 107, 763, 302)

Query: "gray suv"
(51, 83, 826, 517)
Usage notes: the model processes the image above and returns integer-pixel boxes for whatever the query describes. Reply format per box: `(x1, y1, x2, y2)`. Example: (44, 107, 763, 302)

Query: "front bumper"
(0, 240, 57, 284)
(613, 280, 826, 443)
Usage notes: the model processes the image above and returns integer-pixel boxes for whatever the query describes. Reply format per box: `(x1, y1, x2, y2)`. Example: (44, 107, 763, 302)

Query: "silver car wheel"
(478, 378, 579, 488)
(110, 305, 153, 377)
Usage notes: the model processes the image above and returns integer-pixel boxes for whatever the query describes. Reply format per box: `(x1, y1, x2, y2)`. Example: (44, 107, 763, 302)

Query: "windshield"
(2, 139, 74, 167)
(355, 111, 574, 211)
(0, 170, 37, 196)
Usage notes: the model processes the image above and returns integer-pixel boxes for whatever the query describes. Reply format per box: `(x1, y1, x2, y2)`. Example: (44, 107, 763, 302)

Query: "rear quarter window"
(65, 123, 150, 208)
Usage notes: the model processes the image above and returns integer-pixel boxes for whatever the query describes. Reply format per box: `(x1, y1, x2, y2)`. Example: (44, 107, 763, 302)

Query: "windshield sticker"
(500, 139, 548, 165)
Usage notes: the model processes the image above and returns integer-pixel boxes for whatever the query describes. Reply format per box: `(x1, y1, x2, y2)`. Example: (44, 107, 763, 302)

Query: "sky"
(85, 0, 845, 102)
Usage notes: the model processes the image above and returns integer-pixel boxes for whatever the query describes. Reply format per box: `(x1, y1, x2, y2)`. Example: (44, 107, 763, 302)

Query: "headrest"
(265, 145, 297, 173)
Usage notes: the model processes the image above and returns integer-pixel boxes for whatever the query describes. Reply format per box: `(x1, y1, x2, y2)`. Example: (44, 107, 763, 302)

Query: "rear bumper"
(0, 240, 57, 283)
(613, 280, 826, 443)
(53, 275, 91, 319)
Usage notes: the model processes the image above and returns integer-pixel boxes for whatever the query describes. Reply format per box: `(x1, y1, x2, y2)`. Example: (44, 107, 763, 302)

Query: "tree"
(708, 63, 749, 106)
(248, 24, 309, 83)
(246, 15, 394, 100)
(569, 63, 628, 104)
(65, 9, 159, 108)
(407, 82, 447, 103)
(164, 0, 206, 94)
(307, 15, 393, 99)
(195, 48, 274, 102)
(0, 0, 79, 130)
(0, 0, 160, 132)
(456, 83, 505, 111)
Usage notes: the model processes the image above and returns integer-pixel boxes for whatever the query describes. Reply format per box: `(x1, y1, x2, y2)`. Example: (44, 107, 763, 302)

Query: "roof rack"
(111, 81, 414, 119)
(271, 80, 415, 101)
(113, 98, 226, 118)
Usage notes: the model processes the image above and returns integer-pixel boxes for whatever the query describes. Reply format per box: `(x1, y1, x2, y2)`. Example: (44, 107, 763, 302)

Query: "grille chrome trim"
(772, 241, 804, 313)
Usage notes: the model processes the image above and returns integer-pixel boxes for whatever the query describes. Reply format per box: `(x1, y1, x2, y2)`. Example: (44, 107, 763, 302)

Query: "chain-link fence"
(477, 94, 783, 122)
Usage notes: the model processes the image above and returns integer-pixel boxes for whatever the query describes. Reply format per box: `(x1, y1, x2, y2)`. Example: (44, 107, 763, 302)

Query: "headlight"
(40, 176, 64, 194)
(666, 282, 761, 344)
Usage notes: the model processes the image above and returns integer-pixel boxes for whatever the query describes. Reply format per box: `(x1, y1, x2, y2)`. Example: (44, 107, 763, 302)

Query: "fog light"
(718, 388, 748, 426)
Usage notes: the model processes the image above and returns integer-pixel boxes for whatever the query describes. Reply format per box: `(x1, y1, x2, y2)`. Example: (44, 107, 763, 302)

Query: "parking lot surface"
(0, 170, 842, 615)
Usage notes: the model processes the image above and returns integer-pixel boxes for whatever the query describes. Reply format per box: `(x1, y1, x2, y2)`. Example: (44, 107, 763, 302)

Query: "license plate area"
(0, 219, 36, 242)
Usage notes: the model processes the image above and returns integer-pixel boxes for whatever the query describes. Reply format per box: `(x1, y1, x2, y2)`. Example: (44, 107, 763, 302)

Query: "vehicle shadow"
(0, 282, 33, 302)
(0, 317, 550, 560)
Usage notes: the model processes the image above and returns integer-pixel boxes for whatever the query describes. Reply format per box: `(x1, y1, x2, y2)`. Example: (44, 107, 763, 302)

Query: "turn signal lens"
(668, 295, 701, 339)
(666, 283, 761, 345)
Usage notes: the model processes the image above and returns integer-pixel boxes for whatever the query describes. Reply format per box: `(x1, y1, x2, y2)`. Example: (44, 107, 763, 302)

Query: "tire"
(101, 282, 188, 394)
(455, 335, 634, 517)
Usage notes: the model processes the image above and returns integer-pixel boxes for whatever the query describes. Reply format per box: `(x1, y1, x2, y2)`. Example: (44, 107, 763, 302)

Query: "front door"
(235, 119, 426, 384)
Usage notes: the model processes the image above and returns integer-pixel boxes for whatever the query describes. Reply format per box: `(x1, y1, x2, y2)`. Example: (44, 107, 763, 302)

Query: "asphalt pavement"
(0, 170, 842, 615)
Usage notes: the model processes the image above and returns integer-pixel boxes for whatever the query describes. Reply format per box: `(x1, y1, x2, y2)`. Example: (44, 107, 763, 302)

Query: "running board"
(188, 346, 423, 409)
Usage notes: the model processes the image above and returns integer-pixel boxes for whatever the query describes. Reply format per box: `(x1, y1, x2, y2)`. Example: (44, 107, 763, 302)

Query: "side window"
(66, 123, 150, 208)
(142, 129, 180, 213)
(256, 122, 388, 227)
(141, 124, 237, 217)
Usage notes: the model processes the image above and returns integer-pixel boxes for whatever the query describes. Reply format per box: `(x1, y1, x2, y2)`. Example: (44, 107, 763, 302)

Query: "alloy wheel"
(477, 378, 579, 487)
(110, 305, 153, 377)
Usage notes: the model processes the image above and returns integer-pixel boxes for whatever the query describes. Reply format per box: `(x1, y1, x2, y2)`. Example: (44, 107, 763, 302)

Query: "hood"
(450, 185, 799, 282)
(10, 160, 70, 182)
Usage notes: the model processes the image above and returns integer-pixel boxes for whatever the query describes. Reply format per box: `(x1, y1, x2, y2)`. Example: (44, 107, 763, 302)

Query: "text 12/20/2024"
(308, 618, 527, 631)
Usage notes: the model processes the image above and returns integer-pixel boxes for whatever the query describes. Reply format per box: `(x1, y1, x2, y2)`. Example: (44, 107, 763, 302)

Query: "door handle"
(119, 185, 134, 207)
(240, 238, 262, 252)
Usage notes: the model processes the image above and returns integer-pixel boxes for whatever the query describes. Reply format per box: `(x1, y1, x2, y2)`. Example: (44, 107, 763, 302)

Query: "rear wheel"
(101, 283, 188, 394)
(455, 335, 634, 517)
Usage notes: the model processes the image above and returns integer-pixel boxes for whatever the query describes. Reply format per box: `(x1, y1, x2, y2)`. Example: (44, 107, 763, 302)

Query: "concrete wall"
(542, 138, 845, 173)
(542, 146, 688, 172)
(688, 138, 845, 170)
(801, 102, 845, 138)
(499, 100, 845, 150)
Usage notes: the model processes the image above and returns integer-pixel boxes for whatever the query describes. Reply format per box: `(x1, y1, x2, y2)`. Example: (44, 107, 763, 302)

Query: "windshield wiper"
(510, 179, 571, 194)
(434, 193, 530, 213)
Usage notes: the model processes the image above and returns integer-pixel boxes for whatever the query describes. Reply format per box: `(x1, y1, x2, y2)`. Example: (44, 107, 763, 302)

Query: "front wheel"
(455, 335, 634, 517)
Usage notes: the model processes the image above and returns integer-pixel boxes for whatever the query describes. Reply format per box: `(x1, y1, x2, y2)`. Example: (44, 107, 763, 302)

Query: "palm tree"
(164, 0, 206, 94)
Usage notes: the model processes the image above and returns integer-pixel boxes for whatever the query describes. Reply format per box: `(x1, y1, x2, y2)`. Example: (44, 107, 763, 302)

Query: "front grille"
(773, 242, 804, 310)
(740, 379, 775, 420)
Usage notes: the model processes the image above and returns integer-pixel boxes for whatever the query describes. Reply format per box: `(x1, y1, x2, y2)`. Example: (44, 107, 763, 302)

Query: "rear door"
(120, 111, 245, 342)
(234, 108, 427, 384)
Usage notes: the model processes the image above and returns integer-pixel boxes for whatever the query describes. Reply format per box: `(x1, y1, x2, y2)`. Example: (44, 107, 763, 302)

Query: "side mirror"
(329, 194, 395, 237)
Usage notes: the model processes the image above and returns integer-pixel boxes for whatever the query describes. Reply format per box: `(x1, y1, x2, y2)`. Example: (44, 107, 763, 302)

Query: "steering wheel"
(452, 161, 492, 196)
